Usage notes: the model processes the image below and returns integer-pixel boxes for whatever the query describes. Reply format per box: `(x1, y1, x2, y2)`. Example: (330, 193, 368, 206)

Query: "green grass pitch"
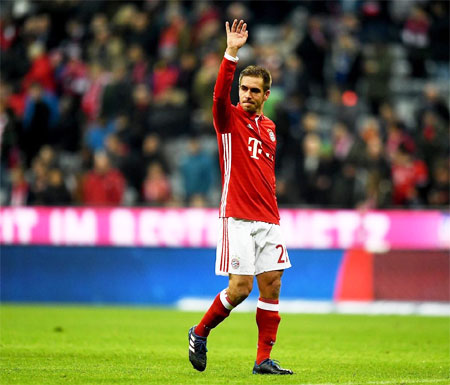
(0, 305, 448, 385)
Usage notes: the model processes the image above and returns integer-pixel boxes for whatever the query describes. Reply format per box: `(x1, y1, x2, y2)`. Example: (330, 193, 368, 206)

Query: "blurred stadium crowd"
(0, 0, 449, 208)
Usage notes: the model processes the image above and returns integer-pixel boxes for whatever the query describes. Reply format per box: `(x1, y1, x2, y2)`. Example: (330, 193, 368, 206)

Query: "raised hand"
(225, 19, 248, 57)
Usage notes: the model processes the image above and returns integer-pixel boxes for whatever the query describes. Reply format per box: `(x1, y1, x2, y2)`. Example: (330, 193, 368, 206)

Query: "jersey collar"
(237, 103, 266, 121)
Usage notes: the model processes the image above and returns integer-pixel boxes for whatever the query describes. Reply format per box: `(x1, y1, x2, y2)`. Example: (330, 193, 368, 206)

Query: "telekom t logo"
(248, 137, 262, 159)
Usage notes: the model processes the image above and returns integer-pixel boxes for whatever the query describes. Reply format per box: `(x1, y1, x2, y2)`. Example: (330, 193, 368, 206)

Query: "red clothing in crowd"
(10, 180, 28, 206)
(142, 177, 171, 204)
(391, 159, 428, 205)
(82, 169, 125, 205)
(23, 54, 56, 91)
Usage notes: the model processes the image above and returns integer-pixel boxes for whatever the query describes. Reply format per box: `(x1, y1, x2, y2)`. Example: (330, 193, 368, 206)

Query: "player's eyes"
(241, 86, 261, 93)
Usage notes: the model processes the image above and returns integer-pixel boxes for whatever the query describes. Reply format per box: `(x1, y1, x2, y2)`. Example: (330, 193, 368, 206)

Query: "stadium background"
(0, 0, 449, 315)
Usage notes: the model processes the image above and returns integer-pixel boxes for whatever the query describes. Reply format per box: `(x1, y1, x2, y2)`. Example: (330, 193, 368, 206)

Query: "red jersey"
(213, 56, 280, 225)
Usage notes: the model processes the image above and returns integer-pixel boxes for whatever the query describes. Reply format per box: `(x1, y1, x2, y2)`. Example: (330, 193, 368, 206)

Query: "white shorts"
(215, 217, 292, 276)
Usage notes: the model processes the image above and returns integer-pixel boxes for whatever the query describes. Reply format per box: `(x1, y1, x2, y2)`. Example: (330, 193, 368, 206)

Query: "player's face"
(239, 76, 270, 114)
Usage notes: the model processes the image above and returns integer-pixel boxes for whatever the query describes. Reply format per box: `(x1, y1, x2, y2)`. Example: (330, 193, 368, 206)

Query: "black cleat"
(253, 359, 294, 375)
(188, 326, 208, 372)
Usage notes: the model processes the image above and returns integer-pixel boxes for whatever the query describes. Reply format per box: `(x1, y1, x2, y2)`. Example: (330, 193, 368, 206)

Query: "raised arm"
(213, 20, 249, 133)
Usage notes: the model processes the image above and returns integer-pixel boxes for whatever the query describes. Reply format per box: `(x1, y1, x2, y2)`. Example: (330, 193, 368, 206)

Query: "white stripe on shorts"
(220, 217, 229, 273)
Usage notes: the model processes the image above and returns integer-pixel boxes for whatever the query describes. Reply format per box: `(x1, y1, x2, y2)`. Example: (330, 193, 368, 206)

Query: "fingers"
(236, 19, 244, 32)
(231, 19, 237, 32)
(227, 19, 247, 34)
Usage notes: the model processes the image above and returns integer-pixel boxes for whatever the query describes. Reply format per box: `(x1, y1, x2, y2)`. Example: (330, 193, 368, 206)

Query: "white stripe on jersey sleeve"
(220, 133, 231, 217)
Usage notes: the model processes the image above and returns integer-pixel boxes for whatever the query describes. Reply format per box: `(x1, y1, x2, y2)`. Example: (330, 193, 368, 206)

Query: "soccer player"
(188, 19, 293, 375)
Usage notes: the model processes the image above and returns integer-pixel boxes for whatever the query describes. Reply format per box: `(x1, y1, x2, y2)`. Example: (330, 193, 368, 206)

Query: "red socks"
(194, 292, 281, 365)
(194, 289, 235, 337)
(256, 297, 281, 365)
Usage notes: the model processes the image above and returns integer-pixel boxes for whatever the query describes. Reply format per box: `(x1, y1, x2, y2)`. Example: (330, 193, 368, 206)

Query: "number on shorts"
(276, 244, 287, 264)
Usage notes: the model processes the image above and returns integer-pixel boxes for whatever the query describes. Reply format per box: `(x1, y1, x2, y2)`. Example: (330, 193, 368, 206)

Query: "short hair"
(239, 65, 272, 92)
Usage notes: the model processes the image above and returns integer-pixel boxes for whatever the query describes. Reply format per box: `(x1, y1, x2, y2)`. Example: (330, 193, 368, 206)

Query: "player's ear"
(264, 89, 270, 101)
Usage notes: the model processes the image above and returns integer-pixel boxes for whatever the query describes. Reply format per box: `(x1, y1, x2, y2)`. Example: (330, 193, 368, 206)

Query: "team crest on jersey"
(267, 129, 276, 142)
(231, 258, 240, 269)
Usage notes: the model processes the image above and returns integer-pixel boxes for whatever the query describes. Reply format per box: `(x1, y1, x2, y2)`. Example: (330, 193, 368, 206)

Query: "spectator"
(401, 6, 430, 78)
(54, 95, 82, 152)
(38, 145, 58, 170)
(130, 84, 152, 147)
(0, 95, 20, 170)
(105, 133, 141, 192)
(360, 137, 392, 208)
(128, 11, 159, 57)
(149, 86, 190, 137)
(100, 62, 132, 120)
(417, 83, 450, 126)
(23, 41, 56, 92)
(331, 33, 362, 90)
(22, 83, 59, 165)
(179, 137, 215, 205)
(428, 159, 450, 206)
(86, 13, 110, 67)
(139, 133, 170, 180)
(177, 53, 198, 108)
(58, 46, 88, 97)
(391, 144, 428, 206)
(127, 44, 150, 85)
(332, 121, 358, 162)
(359, 0, 392, 43)
(42, 167, 72, 205)
(295, 133, 333, 205)
(9, 166, 28, 206)
(428, 1, 450, 80)
(362, 43, 393, 113)
(295, 16, 328, 95)
(81, 62, 108, 122)
(27, 158, 48, 205)
(192, 53, 221, 131)
(417, 110, 449, 171)
(142, 161, 172, 205)
(81, 151, 125, 205)
(84, 116, 114, 152)
(152, 59, 180, 98)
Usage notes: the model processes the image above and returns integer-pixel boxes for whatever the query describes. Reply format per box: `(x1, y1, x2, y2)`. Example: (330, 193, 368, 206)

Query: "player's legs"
(196, 217, 255, 338)
(255, 270, 283, 364)
(194, 273, 252, 338)
(253, 270, 292, 374)
(189, 275, 253, 372)
(251, 221, 293, 374)
(189, 218, 256, 372)
(189, 286, 236, 372)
